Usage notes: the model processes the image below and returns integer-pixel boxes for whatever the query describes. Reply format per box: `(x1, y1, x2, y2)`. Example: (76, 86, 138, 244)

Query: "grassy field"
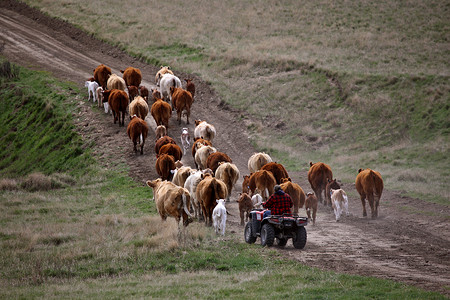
(0, 62, 446, 298)
(23, 0, 450, 204)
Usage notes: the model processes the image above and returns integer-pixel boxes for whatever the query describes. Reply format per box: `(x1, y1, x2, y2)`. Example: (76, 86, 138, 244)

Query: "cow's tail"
(182, 191, 193, 218)
(206, 126, 213, 140)
(264, 188, 269, 199)
(139, 133, 143, 145)
(370, 170, 383, 197)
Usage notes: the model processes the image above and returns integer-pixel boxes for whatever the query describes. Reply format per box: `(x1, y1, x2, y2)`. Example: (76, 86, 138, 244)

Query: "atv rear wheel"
(276, 238, 288, 247)
(244, 222, 256, 244)
(293, 226, 307, 249)
(260, 224, 275, 247)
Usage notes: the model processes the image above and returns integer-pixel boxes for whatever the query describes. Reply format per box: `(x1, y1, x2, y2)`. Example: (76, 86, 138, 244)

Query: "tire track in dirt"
(1, 2, 448, 295)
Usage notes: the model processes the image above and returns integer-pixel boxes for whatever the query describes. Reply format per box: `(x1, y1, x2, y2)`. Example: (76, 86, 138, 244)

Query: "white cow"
(85, 80, 99, 103)
(159, 73, 182, 105)
(330, 188, 349, 221)
(212, 199, 227, 236)
(184, 170, 204, 220)
(194, 120, 216, 142)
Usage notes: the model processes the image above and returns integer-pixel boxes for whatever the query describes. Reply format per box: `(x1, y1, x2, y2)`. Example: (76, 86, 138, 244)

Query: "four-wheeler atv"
(244, 209, 308, 249)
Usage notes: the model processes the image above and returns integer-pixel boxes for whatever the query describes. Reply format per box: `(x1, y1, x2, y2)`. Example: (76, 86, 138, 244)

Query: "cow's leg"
(314, 187, 323, 204)
(186, 107, 190, 124)
(140, 138, 145, 155)
(360, 193, 367, 217)
(374, 195, 380, 218)
(240, 210, 244, 226)
(368, 194, 376, 219)
(333, 201, 340, 221)
(312, 206, 317, 224)
(177, 109, 182, 124)
(113, 110, 117, 124)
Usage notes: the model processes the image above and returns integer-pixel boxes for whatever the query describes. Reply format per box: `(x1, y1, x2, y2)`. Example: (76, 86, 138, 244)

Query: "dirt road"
(1, 1, 448, 295)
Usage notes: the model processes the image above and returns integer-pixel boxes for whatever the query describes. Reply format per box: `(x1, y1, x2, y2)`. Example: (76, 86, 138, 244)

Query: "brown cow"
(127, 85, 139, 100)
(260, 162, 289, 184)
(215, 162, 240, 202)
(155, 154, 176, 181)
(121, 67, 142, 87)
(154, 136, 176, 155)
(103, 89, 129, 126)
(185, 78, 195, 98)
(355, 168, 384, 218)
(305, 192, 318, 225)
(158, 143, 183, 162)
(206, 152, 232, 174)
(196, 174, 228, 226)
(146, 179, 193, 227)
(307, 162, 333, 206)
(280, 178, 306, 214)
(248, 170, 277, 200)
(170, 87, 193, 124)
(325, 178, 341, 207)
(93, 64, 111, 89)
(139, 86, 149, 102)
(237, 192, 253, 226)
(151, 98, 172, 129)
(126, 115, 148, 154)
(242, 175, 251, 194)
(129, 96, 149, 120)
(248, 152, 272, 173)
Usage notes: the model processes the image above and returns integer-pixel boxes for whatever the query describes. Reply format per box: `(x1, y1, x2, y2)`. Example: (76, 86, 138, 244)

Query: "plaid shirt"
(263, 191, 293, 215)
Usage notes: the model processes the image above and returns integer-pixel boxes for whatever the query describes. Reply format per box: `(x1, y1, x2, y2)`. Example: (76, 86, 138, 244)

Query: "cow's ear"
(310, 162, 313, 166)
(358, 168, 362, 173)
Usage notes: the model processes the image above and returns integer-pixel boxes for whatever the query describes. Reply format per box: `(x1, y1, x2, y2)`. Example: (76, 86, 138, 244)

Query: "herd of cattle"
(84, 64, 385, 235)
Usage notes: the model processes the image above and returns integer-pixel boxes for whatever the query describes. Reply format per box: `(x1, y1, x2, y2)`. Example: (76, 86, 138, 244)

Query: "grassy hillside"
(23, 0, 449, 204)
(0, 62, 445, 298)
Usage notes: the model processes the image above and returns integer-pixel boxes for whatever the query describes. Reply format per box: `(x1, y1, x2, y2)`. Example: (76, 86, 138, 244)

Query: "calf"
(155, 125, 167, 140)
(127, 85, 139, 100)
(85, 80, 99, 103)
(126, 115, 149, 155)
(326, 178, 341, 207)
(180, 127, 190, 155)
(212, 199, 227, 235)
(184, 78, 195, 98)
(139, 86, 149, 102)
(305, 192, 318, 225)
(242, 175, 251, 194)
(184, 170, 204, 220)
(95, 86, 107, 111)
(330, 188, 349, 221)
(237, 192, 253, 226)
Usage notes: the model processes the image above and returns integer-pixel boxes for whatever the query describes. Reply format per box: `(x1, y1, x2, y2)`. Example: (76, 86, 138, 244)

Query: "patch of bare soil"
(1, 0, 448, 295)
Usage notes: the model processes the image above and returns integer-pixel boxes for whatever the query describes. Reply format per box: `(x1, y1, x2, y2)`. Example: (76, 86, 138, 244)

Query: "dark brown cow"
(151, 88, 162, 103)
(170, 87, 193, 124)
(280, 178, 306, 214)
(127, 85, 139, 100)
(196, 174, 228, 226)
(151, 98, 172, 129)
(206, 152, 232, 174)
(260, 162, 289, 184)
(305, 192, 318, 225)
(155, 154, 176, 181)
(126, 115, 148, 154)
(93, 64, 111, 89)
(355, 168, 384, 218)
(139, 86, 149, 102)
(185, 78, 195, 98)
(121, 67, 142, 87)
(237, 192, 252, 226)
(154, 136, 177, 155)
(325, 178, 341, 207)
(248, 170, 276, 200)
(307, 161, 333, 206)
(158, 143, 183, 162)
(103, 89, 129, 126)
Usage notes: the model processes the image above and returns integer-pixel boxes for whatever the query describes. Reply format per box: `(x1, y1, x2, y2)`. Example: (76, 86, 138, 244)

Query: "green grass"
(0, 62, 446, 298)
(0, 60, 94, 178)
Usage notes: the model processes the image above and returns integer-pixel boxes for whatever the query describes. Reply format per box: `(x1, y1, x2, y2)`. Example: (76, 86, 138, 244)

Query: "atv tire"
(293, 226, 307, 249)
(244, 222, 256, 244)
(260, 223, 275, 247)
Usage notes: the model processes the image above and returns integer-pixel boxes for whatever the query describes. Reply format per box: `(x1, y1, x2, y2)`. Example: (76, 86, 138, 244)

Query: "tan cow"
(194, 145, 217, 170)
(355, 168, 384, 218)
(196, 174, 228, 226)
(307, 162, 333, 206)
(194, 120, 216, 142)
(248, 152, 272, 173)
(146, 179, 193, 227)
(106, 73, 126, 91)
(172, 166, 195, 188)
(129, 96, 149, 120)
(215, 162, 240, 202)
(280, 178, 306, 215)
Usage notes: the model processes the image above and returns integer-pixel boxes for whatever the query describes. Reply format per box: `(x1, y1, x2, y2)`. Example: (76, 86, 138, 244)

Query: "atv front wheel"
(244, 222, 256, 244)
(293, 226, 307, 249)
(260, 224, 275, 247)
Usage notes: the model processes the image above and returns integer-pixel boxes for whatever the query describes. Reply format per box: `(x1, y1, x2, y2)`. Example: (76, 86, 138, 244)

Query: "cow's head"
(146, 179, 162, 189)
(195, 119, 202, 127)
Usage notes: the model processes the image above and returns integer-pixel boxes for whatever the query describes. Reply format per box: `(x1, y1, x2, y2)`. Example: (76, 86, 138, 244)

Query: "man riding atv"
(263, 185, 293, 216)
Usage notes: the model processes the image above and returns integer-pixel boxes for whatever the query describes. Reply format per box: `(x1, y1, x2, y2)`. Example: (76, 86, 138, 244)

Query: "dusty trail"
(1, 1, 448, 295)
